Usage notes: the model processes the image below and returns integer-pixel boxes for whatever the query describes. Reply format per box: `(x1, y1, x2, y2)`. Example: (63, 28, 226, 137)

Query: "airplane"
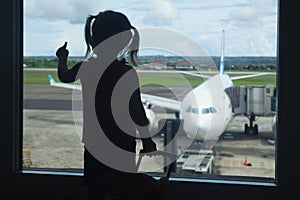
(48, 30, 274, 149)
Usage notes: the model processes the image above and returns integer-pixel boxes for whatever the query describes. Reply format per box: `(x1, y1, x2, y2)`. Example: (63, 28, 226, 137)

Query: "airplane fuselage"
(180, 73, 233, 141)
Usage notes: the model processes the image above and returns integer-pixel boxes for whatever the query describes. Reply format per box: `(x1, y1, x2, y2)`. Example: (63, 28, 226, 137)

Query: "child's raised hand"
(56, 42, 69, 59)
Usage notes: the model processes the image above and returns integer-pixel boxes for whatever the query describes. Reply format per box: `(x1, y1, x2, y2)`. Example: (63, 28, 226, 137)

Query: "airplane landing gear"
(244, 112, 258, 135)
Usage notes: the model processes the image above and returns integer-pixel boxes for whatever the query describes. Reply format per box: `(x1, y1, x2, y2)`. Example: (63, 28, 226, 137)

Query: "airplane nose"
(194, 116, 214, 141)
(195, 125, 208, 141)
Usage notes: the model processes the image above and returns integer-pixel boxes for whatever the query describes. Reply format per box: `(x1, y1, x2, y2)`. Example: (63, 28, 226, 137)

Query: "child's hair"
(84, 10, 139, 66)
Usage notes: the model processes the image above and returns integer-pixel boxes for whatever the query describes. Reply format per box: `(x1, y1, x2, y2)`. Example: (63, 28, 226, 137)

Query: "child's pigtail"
(129, 26, 140, 66)
(85, 15, 97, 58)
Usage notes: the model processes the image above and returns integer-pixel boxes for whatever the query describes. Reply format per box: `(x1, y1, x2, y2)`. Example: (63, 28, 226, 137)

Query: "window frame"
(1, 0, 299, 199)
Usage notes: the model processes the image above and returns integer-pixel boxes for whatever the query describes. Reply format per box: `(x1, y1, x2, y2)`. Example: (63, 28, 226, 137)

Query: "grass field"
(24, 69, 276, 86)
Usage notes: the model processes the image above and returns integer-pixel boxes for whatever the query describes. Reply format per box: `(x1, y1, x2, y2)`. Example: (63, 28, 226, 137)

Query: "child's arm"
(129, 71, 157, 153)
(56, 42, 82, 83)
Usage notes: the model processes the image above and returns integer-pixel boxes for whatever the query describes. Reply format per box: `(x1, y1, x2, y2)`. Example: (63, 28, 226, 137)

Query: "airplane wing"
(178, 71, 211, 79)
(179, 71, 274, 81)
(141, 93, 181, 111)
(230, 72, 273, 80)
(48, 74, 181, 111)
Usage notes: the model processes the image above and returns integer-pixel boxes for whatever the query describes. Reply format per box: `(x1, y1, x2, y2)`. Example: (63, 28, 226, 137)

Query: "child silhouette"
(56, 10, 168, 200)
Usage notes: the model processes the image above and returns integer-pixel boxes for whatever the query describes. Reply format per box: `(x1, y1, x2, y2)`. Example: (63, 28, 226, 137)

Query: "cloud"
(229, 7, 255, 22)
(142, 0, 179, 26)
(24, 0, 103, 24)
(248, 32, 275, 56)
(23, 0, 278, 56)
(225, 0, 277, 27)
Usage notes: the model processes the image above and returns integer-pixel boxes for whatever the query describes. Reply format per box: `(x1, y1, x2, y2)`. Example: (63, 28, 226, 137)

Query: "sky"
(24, 0, 278, 57)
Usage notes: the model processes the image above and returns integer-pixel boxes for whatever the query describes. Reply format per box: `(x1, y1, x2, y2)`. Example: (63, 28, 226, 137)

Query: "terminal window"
(23, 0, 278, 184)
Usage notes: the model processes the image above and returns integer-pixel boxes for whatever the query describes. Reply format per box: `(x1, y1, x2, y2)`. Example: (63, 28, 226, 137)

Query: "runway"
(24, 84, 189, 110)
(23, 83, 276, 180)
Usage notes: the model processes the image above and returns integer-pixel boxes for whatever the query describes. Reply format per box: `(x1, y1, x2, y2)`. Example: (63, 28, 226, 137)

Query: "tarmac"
(213, 116, 275, 179)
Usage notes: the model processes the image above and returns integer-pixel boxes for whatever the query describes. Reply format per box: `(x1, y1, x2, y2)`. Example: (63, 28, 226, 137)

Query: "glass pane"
(23, 0, 277, 182)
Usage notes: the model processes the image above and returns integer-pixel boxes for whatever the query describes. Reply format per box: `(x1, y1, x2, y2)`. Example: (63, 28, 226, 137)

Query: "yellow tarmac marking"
(222, 159, 267, 169)
(23, 148, 32, 167)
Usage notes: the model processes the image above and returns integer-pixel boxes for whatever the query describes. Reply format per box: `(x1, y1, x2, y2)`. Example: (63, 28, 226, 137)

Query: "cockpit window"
(192, 108, 199, 114)
(209, 107, 217, 113)
(201, 107, 217, 114)
(201, 108, 210, 114)
(186, 106, 192, 113)
(186, 106, 199, 114)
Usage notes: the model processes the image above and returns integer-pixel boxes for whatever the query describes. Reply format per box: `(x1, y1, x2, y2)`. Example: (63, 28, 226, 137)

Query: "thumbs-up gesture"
(56, 42, 69, 59)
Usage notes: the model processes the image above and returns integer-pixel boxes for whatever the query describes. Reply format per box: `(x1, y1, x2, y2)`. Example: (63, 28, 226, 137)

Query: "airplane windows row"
(22, 0, 278, 186)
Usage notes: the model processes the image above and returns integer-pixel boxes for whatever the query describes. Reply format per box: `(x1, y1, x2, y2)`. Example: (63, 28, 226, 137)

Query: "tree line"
(23, 56, 277, 71)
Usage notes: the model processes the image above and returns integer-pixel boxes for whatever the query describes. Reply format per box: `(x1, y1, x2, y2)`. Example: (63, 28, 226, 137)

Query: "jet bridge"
(225, 85, 276, 134)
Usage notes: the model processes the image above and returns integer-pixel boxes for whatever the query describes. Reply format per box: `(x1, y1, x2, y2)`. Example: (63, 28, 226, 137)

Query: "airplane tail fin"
(48, 74, 55, 85)
(220, 29, 225, 75)
(47, 74, 82, 90)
